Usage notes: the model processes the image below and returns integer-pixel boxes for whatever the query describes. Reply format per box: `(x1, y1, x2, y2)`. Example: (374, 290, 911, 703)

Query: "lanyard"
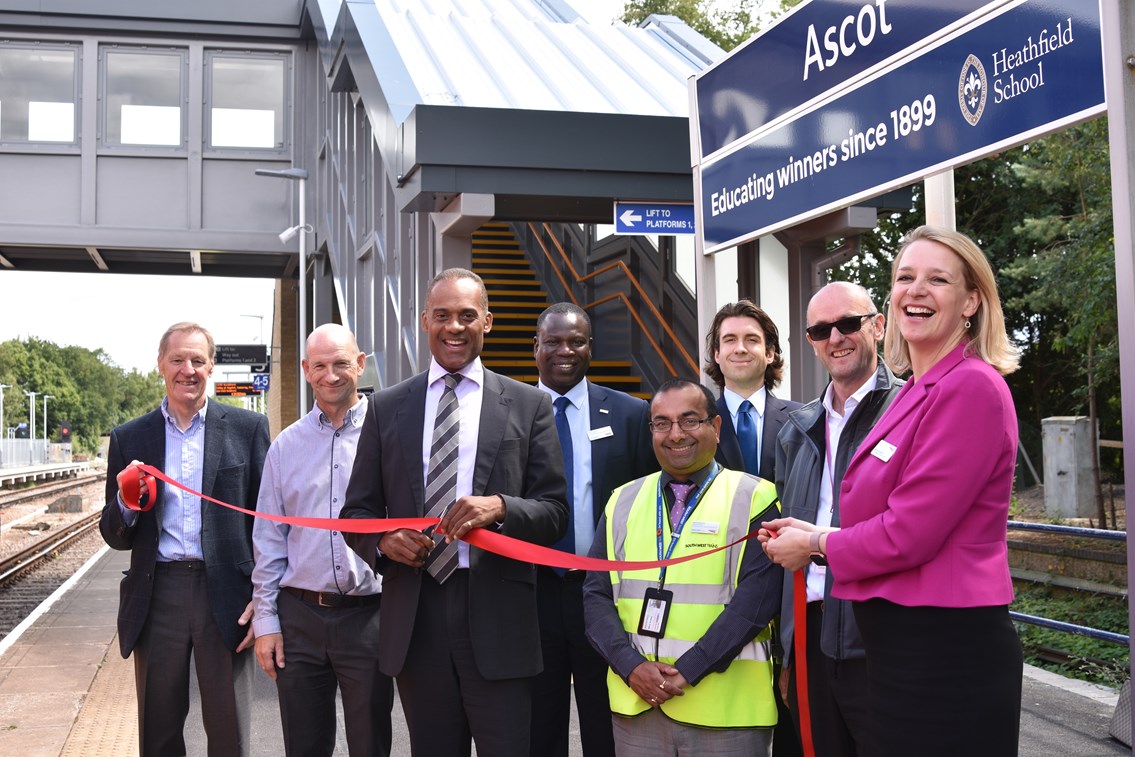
(655, 462, 720, 587)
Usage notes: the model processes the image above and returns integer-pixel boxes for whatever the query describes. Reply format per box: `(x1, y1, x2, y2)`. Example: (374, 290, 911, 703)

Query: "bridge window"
(206, 51, 288, 151)
(102, 47, 186, 147)
(0, 44, 78, 144)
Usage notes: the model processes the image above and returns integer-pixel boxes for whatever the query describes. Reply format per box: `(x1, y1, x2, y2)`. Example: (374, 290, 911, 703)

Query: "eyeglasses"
(649, 417, 713, 434)
(805, 313, 877, 341)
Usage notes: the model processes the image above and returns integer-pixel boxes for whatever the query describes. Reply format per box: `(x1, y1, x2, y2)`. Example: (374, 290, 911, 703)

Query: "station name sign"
(694, 0, 998, 159)
(699, 0, 1104, 251)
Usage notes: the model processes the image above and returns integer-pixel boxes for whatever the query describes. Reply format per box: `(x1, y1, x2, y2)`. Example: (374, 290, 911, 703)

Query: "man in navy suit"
(529, 303, 657, 757)
(100, 322, 270, 756)
(342, 269, 568, 757)
(704, 300, 802, 757)
(706, 300, 800, 482)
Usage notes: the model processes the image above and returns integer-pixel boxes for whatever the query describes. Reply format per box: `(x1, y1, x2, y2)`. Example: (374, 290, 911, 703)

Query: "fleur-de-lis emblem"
(958, 54, 988, 126)
(965, 71, 982, 109)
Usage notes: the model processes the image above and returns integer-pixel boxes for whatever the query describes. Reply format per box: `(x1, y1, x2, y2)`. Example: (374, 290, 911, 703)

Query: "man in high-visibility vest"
(583, 378, 784, 756)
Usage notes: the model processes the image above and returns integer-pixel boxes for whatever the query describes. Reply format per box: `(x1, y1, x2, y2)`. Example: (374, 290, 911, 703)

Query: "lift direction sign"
(613, 202, 696, 235)
(215, 344, 269, 365)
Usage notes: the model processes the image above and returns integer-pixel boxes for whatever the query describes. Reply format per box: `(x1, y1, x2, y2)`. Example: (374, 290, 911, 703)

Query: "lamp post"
(24, 390, 37, 465)
(0, 383, 10, 465)
(255, 166, 309, 415)
(42, 394, 53, 452)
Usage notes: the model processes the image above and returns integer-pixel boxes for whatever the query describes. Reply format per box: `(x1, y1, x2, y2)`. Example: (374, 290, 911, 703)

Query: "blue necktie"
(736, 399, 760, 475)
(551, 396, 575, 557)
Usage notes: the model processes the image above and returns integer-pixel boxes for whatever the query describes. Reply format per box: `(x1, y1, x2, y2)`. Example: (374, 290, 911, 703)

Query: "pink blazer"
(826, 343, 1017, 608)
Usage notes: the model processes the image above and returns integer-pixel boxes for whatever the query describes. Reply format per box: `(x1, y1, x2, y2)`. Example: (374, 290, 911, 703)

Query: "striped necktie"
(423, 372, 463, 583)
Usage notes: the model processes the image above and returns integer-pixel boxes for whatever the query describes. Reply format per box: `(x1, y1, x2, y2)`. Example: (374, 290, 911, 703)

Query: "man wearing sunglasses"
(773, 281, 903, 757)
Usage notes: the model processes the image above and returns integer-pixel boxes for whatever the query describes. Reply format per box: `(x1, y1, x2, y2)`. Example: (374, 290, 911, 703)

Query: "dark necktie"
(551, 396, 575, 557)
(736, 399, 760, 475)
(423, 373, 462, 583)
(668, 481, 697, 529)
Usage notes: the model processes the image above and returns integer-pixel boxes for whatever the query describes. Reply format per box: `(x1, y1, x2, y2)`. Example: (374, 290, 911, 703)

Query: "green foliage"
(0, 337, 165, 452)
(1012, 585, 1128, 688)
(619, 0, 793, 51)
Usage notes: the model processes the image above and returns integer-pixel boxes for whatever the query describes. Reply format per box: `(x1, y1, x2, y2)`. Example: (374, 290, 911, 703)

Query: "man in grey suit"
(101, 321, 270, 756)
(529, 302, 657, 757)
(342, 269, 568, 757)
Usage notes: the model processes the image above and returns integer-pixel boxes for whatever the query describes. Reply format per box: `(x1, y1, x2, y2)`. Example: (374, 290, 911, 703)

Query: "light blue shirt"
(422, 357, 485, 569)
(538, 378, 595, 554)
(252, 396, 382, 637)
(723, 385, 767, 465)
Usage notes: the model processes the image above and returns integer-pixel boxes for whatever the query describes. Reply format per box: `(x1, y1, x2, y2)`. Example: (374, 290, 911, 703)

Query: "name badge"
(588, 426, 614, 441)
(637, 587, 673, 638)
(871, 440, 897, 462)
(689, 521, 719, 535)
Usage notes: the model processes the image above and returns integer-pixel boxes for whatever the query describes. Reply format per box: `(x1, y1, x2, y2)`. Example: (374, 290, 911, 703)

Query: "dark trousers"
(785, 602, 872, 757)
(853, 599, 1022, 757)
(274, 589, 394, 757)
(531, 567, 615, 757)
(396, 570, 533, 757)
(133, 560, 253, 757)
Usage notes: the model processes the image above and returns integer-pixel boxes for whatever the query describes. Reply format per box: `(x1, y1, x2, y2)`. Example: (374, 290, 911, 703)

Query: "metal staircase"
(471, 222, 645, 396)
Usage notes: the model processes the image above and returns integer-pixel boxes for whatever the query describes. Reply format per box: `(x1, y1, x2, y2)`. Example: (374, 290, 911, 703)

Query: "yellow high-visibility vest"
(604, 468, 779, 727)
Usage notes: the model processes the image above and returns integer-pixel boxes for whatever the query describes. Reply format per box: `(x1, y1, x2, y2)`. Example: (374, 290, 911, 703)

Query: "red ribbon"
(123, 462, 761, 573)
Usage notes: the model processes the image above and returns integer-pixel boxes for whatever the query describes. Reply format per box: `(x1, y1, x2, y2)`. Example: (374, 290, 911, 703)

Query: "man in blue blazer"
(342, 270, 568, 757)
(704, 299, 802, 757)
(529, 302, 658, 757)
(101, 322, 270, 756)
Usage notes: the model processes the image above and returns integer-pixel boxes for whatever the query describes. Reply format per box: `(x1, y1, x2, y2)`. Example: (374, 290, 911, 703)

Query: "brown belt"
(282, 585, 381, 609)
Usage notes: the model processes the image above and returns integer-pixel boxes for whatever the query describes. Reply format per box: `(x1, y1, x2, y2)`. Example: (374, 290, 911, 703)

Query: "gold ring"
(658, 682, 666, 689)
(466, 520, 472, 530)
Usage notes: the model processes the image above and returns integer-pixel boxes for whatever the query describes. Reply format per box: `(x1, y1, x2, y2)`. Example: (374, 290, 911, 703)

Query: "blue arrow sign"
(614, 202, 696, 235)
(252, 374, 270, 392)
(694, 0, 999, 159)
(699, 0, 1103, 253)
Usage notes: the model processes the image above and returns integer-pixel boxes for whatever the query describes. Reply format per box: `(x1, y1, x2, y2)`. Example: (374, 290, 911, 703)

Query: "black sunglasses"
(806, 313, 877, 341)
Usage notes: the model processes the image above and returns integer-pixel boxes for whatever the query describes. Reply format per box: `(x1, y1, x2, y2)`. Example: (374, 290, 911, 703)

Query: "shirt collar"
(723, 385, 766, 418)
(538, 377, 588, 410)
(160, 396, 207, 430)
(428, 356, 483, 389)
(316, 394, 368, 430)
(822, 371, 877, 419)
(660, 460, 716, 490)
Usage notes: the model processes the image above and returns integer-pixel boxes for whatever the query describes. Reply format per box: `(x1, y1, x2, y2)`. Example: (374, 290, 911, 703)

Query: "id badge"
(637, 587, 674, 638)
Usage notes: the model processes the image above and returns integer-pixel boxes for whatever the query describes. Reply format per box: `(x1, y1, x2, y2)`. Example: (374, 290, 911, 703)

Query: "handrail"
(1006, 520, 1129, 647)
(527, 222, 699, 374)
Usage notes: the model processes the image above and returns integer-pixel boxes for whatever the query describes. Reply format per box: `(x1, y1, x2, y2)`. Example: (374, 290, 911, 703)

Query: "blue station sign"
(699, 0, 1104, 253)
(252, 374, 270, 392)
(613, 201, 696, 235)
(694, 0, 1000, 159)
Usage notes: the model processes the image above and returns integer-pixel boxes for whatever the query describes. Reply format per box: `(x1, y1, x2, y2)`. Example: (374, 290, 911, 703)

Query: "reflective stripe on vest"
(603, 469, 779, 728)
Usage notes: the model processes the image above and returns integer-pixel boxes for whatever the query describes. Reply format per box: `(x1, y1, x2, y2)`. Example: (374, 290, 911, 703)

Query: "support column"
(269, 278, 300, 436)
(431, 193, 495, 272)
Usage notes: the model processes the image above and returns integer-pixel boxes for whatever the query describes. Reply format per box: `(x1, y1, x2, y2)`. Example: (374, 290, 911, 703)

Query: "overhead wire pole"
(1100, 1, 1135, 749)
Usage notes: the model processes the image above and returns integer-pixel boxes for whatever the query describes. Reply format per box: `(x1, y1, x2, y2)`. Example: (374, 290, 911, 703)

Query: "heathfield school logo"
(959, 54, 988, 126)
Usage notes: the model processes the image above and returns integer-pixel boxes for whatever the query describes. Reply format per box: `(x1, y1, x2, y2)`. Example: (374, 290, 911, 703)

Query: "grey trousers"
(133, 560, 253, 757)
(611, 708, 772, 757)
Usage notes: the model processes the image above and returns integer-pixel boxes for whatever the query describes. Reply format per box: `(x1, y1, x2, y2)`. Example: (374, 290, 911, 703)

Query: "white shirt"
(422, 357, 485, 569)
(807, 373, 877, 602)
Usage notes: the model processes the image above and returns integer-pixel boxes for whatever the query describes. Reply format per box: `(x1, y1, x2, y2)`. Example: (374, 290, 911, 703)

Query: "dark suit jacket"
(100, 402, 270, 657)
(715, 391, 801, 481)
(584, 381, 658, 520)
(341, 368, 569, 680)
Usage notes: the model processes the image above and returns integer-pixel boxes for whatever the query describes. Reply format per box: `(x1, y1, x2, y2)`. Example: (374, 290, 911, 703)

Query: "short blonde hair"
(159, 322, 215, 360)
(883, 226, 1019, 376)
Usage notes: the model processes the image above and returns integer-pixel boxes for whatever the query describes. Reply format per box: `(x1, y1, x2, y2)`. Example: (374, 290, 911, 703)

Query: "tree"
(619, 0, 795, 51)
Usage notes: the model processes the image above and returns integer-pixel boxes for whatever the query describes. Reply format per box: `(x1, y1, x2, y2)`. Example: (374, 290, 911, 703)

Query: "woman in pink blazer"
(761, 226, 1022, 756)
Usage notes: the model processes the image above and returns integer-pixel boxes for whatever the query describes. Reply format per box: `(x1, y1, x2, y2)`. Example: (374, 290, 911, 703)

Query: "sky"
(0, 271, 276, 375)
